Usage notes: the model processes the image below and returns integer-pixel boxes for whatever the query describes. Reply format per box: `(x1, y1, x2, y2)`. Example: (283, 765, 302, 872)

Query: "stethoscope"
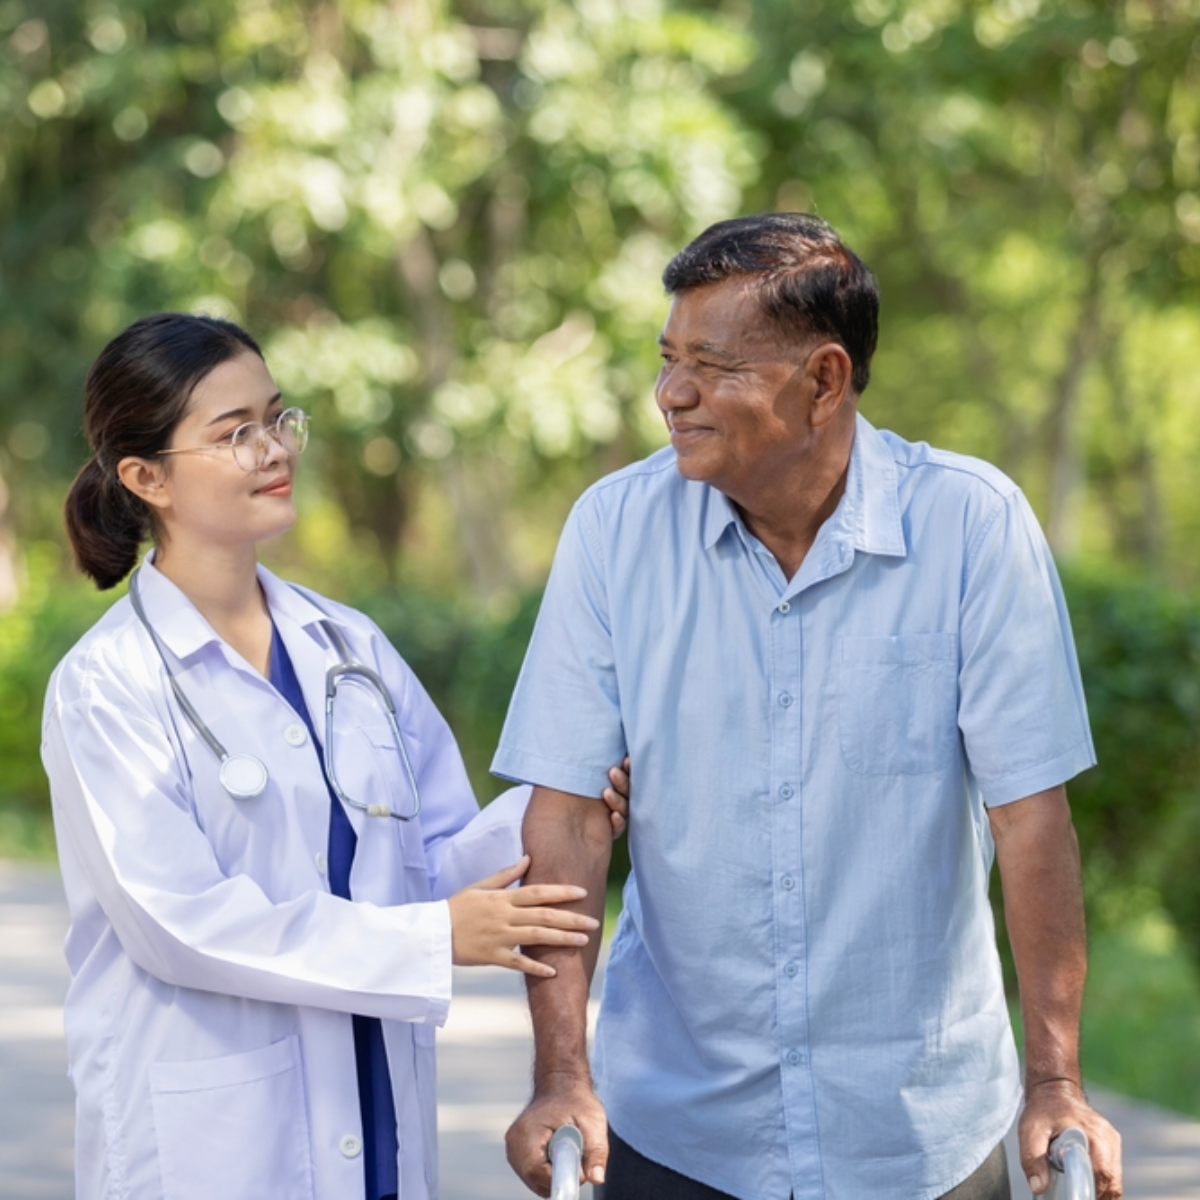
(127, 567, 421, 820)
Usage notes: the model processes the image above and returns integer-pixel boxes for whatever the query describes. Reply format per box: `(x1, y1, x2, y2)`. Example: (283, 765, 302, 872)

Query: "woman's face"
(152, 351, 299, 554)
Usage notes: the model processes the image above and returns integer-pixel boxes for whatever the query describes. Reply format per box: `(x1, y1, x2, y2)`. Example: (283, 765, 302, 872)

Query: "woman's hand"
(602, 756, 631, 838)
(447, 857, 599, 977)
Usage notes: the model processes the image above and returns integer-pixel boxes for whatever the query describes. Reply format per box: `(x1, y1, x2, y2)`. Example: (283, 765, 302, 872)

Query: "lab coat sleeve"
(362, 620, 529, 898)
(424, 785, 531, 900)
(44, 694, 453, 1025)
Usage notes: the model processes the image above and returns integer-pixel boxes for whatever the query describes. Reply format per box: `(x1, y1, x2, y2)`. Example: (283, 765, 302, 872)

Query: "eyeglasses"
(158, 407, 310, 472)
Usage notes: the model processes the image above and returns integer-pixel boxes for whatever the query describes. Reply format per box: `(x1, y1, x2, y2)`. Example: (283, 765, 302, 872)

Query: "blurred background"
(1, 0, 1200, 1123)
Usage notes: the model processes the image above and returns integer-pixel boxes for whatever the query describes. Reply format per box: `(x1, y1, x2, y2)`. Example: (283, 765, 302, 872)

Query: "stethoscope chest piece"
(219, 753, 269, 800)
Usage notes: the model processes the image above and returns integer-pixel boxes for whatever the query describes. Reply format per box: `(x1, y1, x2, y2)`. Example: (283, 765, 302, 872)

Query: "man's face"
(654, 280, 818, 501)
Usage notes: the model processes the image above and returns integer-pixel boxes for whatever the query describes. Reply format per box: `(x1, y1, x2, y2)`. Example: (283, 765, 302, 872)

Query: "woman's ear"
(117, 457, 172, 511)
(806, 342, 855, 428)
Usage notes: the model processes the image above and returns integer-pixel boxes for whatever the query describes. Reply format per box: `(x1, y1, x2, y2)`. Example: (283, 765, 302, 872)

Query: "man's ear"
(806, 343, 855, 428)
(117, 456, 172, 511)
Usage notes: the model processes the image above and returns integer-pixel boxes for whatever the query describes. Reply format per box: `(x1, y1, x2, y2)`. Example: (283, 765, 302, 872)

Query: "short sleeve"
(958, 490, 1096, 806)
(491, 498, 626, 797)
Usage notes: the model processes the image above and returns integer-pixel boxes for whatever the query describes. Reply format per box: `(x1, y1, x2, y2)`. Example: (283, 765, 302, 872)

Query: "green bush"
(0, 544, 114, 855)
(1060, 567, 1200, 959)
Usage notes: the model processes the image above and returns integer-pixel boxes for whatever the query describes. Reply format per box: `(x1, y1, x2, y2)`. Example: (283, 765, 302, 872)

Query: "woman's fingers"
(510, 883, 589, 907)
(503, 900, 598, 934)
(507, 950, 558, 977)
(512, 923, 593, 947)
(469, 856, 532, 891)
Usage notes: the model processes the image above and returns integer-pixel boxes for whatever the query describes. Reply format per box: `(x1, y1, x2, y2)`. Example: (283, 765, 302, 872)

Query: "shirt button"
(779, 783, 794, 800)
(339, 1133, 362, 1158)
(784, 961, 799, 978)
(778, 692, 793, 708)
(778, 601, 790, 614)
(314, 851, 328, 876)
(786, 1049, 802, 1066)
(284, 723, 308, 747)
(781, 875, 795, 891)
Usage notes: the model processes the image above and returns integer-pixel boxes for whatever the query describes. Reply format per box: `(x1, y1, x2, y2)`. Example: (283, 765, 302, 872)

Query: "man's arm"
(990, 785, 1122, 1200)
(505, 785, 614, 1197)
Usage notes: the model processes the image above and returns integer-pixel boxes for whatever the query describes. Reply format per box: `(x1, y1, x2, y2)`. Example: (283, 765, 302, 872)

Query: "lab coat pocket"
(837, 633, 958, 776)
(150, 1034, 314, 1200)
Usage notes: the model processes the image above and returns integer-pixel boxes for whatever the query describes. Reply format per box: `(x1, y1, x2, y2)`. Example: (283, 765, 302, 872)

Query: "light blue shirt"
(493, 415, 1095, 1200)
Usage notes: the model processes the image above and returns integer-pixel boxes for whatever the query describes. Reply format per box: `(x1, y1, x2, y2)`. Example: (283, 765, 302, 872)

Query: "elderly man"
(493, 214, 1121, 1200)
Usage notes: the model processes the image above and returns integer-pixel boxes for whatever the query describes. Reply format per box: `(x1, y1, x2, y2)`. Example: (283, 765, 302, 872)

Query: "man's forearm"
(522, 784, 614, 1085)
(991, 785, 1087, 1089)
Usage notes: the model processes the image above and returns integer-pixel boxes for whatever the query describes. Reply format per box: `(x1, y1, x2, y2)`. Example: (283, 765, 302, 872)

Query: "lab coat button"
(284, 723, 308, 747)
(314, 852, 328, 876)
(778, 601, 791, 614)
(339, 1134, 362, 1158)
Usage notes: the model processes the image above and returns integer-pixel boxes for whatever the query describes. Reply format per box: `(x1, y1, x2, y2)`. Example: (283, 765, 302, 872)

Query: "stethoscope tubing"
(127, 566, 421, 819)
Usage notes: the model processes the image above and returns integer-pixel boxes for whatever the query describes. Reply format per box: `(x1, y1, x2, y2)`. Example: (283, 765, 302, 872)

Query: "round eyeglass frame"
(157, 406, 310, 472)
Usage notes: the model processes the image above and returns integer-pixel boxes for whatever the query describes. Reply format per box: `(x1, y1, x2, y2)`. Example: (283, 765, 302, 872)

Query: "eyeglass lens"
(231, 408, 310, 471)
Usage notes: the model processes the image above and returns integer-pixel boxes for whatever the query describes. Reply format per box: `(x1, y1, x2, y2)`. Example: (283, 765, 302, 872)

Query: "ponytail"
(63, 457, 151, 591)
(65, 312, 263, 590)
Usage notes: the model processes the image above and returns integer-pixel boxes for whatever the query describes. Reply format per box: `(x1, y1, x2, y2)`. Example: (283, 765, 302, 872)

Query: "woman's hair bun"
(64, 313, 262, 590)
(64, 456, 150, 590)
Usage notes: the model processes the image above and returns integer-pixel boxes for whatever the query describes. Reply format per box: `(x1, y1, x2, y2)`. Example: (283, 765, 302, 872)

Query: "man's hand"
(508, 785, 613, 1193)
(991, 787, 1123, 1200)
(506, 1076, 609, 1197)
(1019, 1080, 1122, 1199)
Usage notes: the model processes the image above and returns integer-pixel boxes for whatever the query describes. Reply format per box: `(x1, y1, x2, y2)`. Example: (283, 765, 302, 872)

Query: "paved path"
(3, 861, 1199, 1198)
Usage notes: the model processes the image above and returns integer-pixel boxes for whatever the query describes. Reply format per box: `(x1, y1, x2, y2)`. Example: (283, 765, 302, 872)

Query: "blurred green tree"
(0, 0, 757, 594)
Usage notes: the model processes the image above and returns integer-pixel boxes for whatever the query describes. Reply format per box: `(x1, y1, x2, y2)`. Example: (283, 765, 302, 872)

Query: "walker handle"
(549, 1124, 584, 1200)
(1046, 1127, 1096, 1200)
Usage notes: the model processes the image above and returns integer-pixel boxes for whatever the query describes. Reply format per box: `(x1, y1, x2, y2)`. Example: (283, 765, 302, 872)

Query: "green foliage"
(0, 545, 113, 855)
(1064, 568, 1200, 870)
(1061, 567, 1200, 962)
(5, 0, 1200, 593)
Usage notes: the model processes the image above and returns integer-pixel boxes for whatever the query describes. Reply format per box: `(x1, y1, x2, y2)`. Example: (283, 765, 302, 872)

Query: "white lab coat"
(41, 559, 529, 1200)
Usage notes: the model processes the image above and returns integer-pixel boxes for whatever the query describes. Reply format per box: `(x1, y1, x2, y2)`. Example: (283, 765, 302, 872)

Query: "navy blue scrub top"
(269, 624, 399, 1200)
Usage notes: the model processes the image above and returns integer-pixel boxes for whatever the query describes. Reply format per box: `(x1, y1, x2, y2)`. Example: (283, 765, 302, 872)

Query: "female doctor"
(42, 312, 628, 1200)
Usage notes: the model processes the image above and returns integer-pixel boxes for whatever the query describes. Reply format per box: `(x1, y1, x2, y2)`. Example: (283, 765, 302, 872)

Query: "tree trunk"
(1044, 269, 1102, 559)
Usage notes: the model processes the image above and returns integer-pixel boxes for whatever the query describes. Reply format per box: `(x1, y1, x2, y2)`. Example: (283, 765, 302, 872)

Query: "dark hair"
(65, 312, 263, 589)
(662, 213, 880, 394)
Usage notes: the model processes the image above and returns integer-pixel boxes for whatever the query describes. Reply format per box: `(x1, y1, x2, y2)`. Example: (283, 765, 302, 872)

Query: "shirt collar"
(842, 412, 906, 558)
(130, 555, 342, 662)
(699, 412, 906, 560)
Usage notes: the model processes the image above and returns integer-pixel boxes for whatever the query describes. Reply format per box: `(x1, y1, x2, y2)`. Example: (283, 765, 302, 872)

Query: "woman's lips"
(256, 477, 292, 496)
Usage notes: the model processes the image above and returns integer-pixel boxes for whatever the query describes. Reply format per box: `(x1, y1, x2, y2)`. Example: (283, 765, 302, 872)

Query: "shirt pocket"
(837, 633, 959, 776)
(150, 1035, 314, 1200)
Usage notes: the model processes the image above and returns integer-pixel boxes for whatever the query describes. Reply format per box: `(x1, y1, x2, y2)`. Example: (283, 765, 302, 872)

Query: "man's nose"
(655, 363, 698, 412)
